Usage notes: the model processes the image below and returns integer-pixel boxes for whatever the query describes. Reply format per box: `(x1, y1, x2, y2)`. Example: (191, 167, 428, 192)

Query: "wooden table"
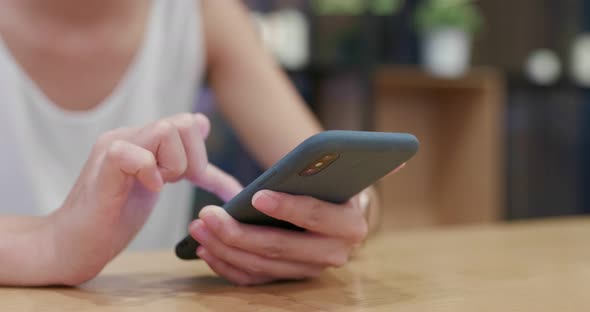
(3, 218, 589, 311)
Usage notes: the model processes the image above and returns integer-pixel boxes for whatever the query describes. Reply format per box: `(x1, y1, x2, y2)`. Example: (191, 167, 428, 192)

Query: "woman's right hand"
(46, 113, 242, 285)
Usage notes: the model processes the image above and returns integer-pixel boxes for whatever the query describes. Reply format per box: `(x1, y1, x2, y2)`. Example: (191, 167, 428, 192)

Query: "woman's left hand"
(189, 190, 369, 286)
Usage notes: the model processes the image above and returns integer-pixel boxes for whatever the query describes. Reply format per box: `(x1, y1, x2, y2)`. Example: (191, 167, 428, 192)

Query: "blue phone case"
(175, 130, 419, 260)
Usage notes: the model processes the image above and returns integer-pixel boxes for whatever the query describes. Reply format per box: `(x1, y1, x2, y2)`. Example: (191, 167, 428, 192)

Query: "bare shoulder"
(197, 0, 249, 16)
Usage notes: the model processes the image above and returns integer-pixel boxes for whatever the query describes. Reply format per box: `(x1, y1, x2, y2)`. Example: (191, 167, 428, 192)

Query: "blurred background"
(196, 0, 590, 229)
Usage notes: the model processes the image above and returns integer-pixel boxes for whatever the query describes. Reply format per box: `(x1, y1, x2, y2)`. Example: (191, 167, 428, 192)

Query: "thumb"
(194, 113, 211, 139)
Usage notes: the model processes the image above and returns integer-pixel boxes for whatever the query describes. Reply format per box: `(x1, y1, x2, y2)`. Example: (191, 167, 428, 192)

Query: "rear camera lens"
(301, 168, 320, 176)
(322, 154, 336, 161)
(299, 153, 340, 177)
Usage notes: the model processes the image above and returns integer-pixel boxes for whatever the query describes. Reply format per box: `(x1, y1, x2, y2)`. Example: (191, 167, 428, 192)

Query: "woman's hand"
(189, 190, 370, 286)
(48, 113, 242, 285)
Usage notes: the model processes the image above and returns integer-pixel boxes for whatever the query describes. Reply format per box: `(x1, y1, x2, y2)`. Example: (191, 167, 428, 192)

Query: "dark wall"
(470, 0, 584, 218)
(473, 0, 580, 74)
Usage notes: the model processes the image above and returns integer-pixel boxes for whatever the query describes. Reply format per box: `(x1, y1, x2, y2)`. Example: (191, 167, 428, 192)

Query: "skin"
(0, 0, 391, 286)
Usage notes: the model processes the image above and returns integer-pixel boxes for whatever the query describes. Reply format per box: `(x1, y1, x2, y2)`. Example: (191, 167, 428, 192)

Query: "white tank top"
(0, 0, 205, 249)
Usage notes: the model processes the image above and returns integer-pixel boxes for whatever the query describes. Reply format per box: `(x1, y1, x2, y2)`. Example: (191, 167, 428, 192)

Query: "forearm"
(201, 1, 384, 239)
(0, 215, 59, 286)
(202, 0, 322, 168)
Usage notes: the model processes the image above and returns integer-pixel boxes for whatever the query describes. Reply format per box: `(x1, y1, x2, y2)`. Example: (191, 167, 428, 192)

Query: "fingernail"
(190, 220, 210, 242)
(189, 219, 201, 233)
(196, 246, 205, 257)
(199, 208, 220, 231)
(153, 172, 164, 192)
(252, 191, 279, 213)
(198, 247, 211, 261)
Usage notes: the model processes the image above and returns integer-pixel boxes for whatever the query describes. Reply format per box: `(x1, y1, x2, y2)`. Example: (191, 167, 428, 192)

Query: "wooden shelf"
(375, 66, 503, 92)
(373, 67, 505, 229)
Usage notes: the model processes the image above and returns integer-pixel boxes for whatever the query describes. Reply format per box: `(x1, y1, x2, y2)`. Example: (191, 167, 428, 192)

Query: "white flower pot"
(421, 28, 471, 78)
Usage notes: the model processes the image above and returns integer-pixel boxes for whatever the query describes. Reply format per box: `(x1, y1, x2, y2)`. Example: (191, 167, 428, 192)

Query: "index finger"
(165, 113, 210, 183)
(193, 164, 243, 202)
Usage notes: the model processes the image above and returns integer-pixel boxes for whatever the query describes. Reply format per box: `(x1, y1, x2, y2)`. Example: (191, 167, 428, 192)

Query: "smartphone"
(175, 130, 419, 260)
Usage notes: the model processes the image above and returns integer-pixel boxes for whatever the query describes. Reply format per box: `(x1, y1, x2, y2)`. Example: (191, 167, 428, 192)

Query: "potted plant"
(414, 0, 483, 77)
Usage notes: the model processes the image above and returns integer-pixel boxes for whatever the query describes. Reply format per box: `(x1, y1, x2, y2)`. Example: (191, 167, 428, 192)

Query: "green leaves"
(310, 0, 483, 34)
(414, 0, 483, 34)
(311, 0, 404, 16)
